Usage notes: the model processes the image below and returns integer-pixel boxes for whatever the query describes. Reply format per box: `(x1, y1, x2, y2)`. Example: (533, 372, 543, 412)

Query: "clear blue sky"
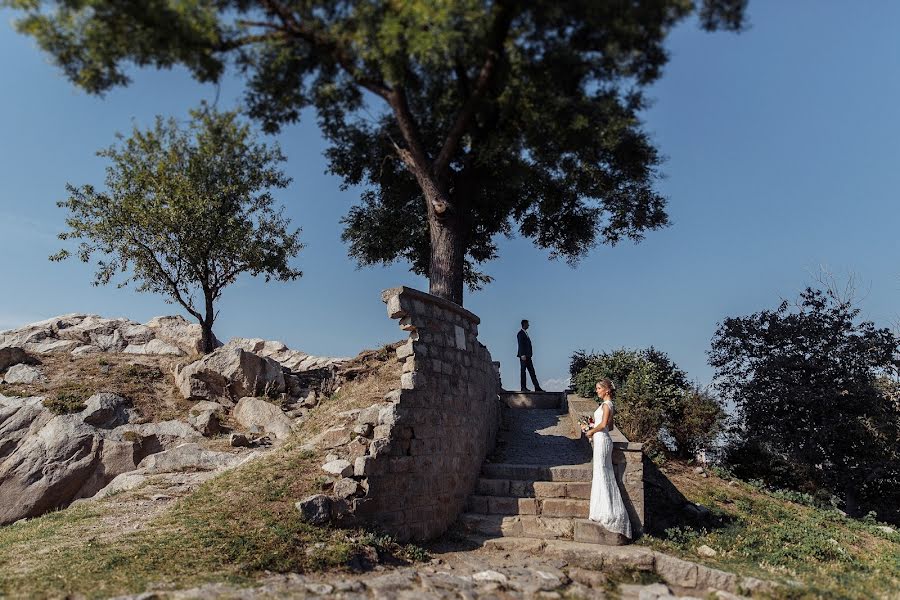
(2, 3, 899, 391)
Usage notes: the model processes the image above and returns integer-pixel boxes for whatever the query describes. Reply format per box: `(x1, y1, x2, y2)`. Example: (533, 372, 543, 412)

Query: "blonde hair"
(596, 378, 616, 399)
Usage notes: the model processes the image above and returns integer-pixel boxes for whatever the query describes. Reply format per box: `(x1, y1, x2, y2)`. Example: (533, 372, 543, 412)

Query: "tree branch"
(433, 2, 516, 176)
(133, 238, 203, 322)
(258, 0, 391, 99)
(388, 88, 451, 215)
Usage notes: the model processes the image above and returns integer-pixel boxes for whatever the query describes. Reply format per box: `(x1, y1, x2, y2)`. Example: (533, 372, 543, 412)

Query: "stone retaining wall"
(348, 287, 502, 541)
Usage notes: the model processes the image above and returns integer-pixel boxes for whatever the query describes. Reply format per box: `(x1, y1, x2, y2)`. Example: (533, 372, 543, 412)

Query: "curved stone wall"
(348, 286, 502, 541)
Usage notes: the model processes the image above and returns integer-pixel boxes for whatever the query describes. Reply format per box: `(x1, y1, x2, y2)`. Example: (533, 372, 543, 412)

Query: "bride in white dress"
(585, 378, 632, 538)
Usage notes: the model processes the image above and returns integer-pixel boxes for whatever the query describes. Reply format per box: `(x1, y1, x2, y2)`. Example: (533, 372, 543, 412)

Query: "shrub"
(570, 348, 725, 458)
(43, 392, 87, 415)
(711, 287, 900, 522)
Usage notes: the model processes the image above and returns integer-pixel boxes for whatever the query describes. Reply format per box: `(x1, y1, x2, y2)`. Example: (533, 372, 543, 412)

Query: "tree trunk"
(200, 294, 216, 354)
(428, 215, 465, 305)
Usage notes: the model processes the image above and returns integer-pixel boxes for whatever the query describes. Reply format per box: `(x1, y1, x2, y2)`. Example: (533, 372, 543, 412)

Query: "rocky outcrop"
(0, 314, 212, 357)
(0, 347, 28, 371)
(174, 345, 286, 404)
(228, 338, 348, 372)
(233, 397, 293, 439)
(90, 443, 254, 500)
(145, 316, 219, 355)
(0, 394, 200, 525)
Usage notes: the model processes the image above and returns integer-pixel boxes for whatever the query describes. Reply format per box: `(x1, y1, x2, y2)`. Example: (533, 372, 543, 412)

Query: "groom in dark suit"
(517, 319, 543, 392)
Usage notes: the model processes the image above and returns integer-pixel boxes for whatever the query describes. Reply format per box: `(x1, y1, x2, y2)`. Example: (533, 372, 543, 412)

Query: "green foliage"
(43, 392, 87, 414)
(710, 287, 900, 523)
(50, 106, 302, 351)
(5, 0, 747, 301)
(571, 348, 725, 458)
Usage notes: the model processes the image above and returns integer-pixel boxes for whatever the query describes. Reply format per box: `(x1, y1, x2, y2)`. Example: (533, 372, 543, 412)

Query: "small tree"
(570, 347, 724, 459)
(52, 107, 303, 353)
(6, 0, 747, 305)
(709, 287, 900, 520)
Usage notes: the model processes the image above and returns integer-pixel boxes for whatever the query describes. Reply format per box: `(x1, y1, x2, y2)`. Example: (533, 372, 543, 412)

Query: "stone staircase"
(457, 391, 640, 546)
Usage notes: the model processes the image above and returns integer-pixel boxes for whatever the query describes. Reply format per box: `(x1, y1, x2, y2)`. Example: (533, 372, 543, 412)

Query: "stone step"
(481, 462, 592, 482)
(500, 391, 565, 409)
(475, 478, 592, 499)
(458, 513, 626, 546)
(467, 495, 589, 519)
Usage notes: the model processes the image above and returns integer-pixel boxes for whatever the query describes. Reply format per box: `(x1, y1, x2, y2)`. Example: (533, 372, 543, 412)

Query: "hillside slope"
(639, 462, 900, 599)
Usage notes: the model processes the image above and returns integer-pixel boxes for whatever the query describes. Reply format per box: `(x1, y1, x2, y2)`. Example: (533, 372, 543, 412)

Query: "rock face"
(0, 414, 100, 524)
(2, 364, 47, 384)
(0, 347, 27, 371)
(0, 395, 200, 525)
(233, 397, 293, 439)
(81, 393, 132, 428)
(0, 314, 213, 357)
(175, 346, 286, 404)
(145, 316, 218, 355)
(228, 338, 348, 373)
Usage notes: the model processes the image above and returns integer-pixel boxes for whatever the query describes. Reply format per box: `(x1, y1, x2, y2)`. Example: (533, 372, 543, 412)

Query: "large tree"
(710, 288, 900, 521)
(6, 0, 746, 305)
(53, 107, 303, 353)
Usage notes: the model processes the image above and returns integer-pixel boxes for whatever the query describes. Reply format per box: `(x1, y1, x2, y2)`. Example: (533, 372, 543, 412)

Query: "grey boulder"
(233, 397, 292, 440)
(2, 364, 47, 384)
(175, 346, 285, 403)
(0, 347, 28, 371)
(81, 393, 132, 428)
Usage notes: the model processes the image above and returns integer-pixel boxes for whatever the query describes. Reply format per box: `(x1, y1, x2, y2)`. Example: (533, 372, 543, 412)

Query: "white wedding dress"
(588, 400, 632, 538)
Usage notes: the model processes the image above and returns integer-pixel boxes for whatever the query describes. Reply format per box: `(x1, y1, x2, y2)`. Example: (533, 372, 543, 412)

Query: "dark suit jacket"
(517, 329, 533, 357)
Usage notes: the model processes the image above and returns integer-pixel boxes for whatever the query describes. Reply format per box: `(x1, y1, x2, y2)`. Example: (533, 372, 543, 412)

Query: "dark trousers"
(520, 356, 540, 390)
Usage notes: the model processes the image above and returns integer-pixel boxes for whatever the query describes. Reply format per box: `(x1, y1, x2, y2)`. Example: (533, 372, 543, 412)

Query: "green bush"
(43, 392, 87, 415)
(570, 348, 725, 458)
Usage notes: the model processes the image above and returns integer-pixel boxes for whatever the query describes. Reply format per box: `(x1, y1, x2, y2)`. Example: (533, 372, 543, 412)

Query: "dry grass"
(0, 352, 194, 422)
(0, 342, 419, 599)
(301, 342, 403, 436)
(639, 461, 900, 599)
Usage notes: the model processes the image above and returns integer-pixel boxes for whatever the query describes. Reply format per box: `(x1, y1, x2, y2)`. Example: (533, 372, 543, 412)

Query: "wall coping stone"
(381, 286, 481, 325)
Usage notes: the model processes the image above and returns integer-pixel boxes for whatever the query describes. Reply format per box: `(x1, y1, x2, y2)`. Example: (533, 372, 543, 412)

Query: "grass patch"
(0, 353, 191, 422)
(639, 462, 900, 599)
(0, 342, 416, 599)
(42, 391, 88, 414)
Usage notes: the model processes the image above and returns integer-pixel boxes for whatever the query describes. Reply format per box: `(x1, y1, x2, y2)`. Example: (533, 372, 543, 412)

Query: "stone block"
(353, 456, 377, 477)
(396, 341, 414, 359)
(476, 478, 509, 496)
(346, 437, 369, 459)
(521, 516, 572, 539)
(654, 553, 699, 588)
(573, 520, 628, 545)
(533, 481, 567, 498)
(357, 404, 382, 425)
(322, 459, 353, 477)
(541, 498, 589, 518)
(509, 479, 536, 497)
(400, 372, 421, 389)
(488, 496, 521, 515)
(321, 426, 353, 449)
(467, 495, 489, 514)
(566, 482, 592, 499)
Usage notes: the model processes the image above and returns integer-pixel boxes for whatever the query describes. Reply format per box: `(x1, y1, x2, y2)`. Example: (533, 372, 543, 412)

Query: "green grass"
(639, 465, 900, 599)
(0, 439, 425, 599)
(0, 352, 422, 599)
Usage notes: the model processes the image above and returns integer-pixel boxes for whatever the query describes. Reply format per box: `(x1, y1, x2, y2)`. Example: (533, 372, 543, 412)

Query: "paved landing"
(492, 408, 591, 467)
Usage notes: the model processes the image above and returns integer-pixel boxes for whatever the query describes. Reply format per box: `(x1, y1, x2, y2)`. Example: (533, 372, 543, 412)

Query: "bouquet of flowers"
(578, 415, 594, 435)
